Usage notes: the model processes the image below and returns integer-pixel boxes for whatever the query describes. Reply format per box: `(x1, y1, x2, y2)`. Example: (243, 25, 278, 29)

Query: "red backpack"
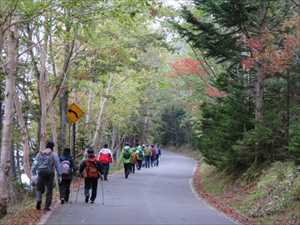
(98, 153, 112, 164)
(84, 159, 100, 178)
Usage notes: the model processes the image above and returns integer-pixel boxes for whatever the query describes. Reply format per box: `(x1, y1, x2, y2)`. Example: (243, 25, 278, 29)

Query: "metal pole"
(69, 124, 71, 148)
(75, 178, 81, 203)
(72, 123, 76, 158)
(100, 178, 104, 205)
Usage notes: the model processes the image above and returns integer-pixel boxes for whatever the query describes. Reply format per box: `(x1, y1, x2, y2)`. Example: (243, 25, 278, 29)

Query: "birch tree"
(0, 23, 17, 217)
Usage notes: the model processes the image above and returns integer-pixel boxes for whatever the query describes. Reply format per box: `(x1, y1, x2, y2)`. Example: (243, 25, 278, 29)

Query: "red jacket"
(97, 148, 113, 164)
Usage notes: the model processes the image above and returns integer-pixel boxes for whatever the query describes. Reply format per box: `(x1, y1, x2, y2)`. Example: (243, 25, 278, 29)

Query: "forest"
(0, 0, 300, 224)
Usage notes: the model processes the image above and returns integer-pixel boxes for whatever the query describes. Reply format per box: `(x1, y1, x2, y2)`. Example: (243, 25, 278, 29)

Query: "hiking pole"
(75, 177, 81, 203)
(100, 176, 104, 205)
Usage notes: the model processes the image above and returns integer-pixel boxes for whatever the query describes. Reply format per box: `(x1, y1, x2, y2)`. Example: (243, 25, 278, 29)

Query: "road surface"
(46, 152, 236, 225)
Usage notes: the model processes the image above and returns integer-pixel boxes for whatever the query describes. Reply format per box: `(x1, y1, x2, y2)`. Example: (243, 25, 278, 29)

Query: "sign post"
(67, 103, 85, 158)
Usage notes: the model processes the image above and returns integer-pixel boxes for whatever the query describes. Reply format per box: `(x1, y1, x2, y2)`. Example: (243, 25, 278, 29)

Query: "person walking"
(79, 148, 102, 204)
(156, 144, 162, 167)
(32, 141, 61, 211)
(130, 146, 138, 174)
(59, 148, 76, 204)
(151, 144, 157, 167)
(97, 144, 113, 181)
(119, 144, 132, 179)
(136, 145, 144, 170)
(144, 145, 151, 168)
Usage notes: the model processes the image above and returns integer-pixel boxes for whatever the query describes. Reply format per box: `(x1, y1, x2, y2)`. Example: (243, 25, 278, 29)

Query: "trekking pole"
(75, 177, 81, 203)
(69, 180, 73, 204)
(100, 177, 104, 205)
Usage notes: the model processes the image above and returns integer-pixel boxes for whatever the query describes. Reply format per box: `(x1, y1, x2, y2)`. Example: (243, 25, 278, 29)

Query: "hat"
(87, 148, 94, 154)
(124, 146, 130, 150)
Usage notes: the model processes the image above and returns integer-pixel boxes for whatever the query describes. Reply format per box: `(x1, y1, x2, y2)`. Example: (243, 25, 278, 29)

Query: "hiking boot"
(44, 207, 51, 211)
(90, 200, 94, 204)
(85, 196, 89, 203)
(36, 201, 41, 210)
(61, 199, 65, 204)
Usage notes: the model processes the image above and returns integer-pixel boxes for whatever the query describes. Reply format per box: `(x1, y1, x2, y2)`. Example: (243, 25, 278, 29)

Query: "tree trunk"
(59, 88, 68, 150)
(38, 26, 49, 151)
(49, 105, 58, 152)
(14, 94, 31, 179)
(111, 126, 117, 150)
(0, 101, 3, 135)
(92, 74, 113, 147)
(255, 70, 264, 124)
(85, 90, 93, 126)
(16, 147, 21, 182)
(58, 39, 75, 151)
(10, 144, 16, 179)
(0, 24, 17, 217)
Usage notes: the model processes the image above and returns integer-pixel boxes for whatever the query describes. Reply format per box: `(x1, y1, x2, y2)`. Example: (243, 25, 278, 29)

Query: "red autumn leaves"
(241, 19, 297, 77)
(168, 58, 226, 98)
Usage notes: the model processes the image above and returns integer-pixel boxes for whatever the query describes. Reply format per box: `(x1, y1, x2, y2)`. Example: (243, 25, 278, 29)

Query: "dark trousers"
(151, 156, 157, 167)
(145, 156, 151, 168)
(137, 160, 143, 170)
(59, 179, 72, 202)
(131, 163, 135, 174)
(36, 172, 54, 209)
(124, 163, 131, 178)
(84, 177, 98, 201)
(101, 164, 110, 180)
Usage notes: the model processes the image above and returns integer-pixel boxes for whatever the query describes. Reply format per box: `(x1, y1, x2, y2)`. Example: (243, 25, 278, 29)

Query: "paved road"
(46, 152, 236, 225)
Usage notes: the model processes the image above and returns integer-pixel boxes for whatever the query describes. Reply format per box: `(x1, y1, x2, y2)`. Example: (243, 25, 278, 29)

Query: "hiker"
(59, 148, 76, 204)
(32, 141, 61, 211)
(79, 148, 102, 203)
(156, 144, 162, 167)
(144, 145, 151, 168)
(130, 146, 138, 174)
(151, 144, 157, 167)
(136, 145, 144, 170)
(119, 144, 132, 179)
(97, 144, 113, 181)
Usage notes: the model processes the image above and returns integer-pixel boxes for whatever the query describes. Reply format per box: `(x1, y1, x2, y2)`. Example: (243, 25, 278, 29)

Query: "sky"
(163, 0, 191, 9)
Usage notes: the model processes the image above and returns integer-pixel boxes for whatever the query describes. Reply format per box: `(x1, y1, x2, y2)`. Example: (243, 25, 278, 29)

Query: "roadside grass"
(0, 195, 42, 225)
(199, 160, 300, 225)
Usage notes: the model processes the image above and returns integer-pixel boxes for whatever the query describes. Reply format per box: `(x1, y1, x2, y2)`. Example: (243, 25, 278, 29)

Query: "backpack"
(37, 151, 54, 175)
(85, 160, 99, 178)
(98, 153, 112, 164)
(61, 160, 71, 175)
(123, 149, 131, 160)
(138, 151, 144, 160)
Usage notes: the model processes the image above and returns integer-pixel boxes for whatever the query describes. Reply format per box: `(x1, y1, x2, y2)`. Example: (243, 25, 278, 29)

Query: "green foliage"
(156, 106, 191, 146)
(171, 0, 300, 173)
(289, 117, 300, 165)
(198, 86, 252, 170)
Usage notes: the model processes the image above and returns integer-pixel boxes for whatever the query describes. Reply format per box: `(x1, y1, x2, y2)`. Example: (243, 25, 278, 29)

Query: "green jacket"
(119, 148, 132, 164)
(144, 147, 151, 156)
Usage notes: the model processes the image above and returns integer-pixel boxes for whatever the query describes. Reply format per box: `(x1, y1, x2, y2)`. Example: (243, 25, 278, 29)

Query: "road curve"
(46, 151, 236, 225)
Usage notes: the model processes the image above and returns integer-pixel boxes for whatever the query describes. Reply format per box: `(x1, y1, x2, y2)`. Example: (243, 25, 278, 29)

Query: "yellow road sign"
(67, 103, 85, 124)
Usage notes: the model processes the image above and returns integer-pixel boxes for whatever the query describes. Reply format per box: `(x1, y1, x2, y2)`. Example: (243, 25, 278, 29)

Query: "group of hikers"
(31, 141, 161, 211)
(119, 143, 162, 179)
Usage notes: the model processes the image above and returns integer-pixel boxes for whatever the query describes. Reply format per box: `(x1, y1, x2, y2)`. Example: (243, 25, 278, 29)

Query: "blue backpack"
(37, 152, 54, 175)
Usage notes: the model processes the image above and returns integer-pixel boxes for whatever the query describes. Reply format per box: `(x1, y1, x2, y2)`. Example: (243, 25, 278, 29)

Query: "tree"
(0, 22, 17, 217)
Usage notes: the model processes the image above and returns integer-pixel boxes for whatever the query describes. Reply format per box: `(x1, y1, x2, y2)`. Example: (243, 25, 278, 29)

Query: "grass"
(0, 195, 41, 225)
(199, 160, 300, 225)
